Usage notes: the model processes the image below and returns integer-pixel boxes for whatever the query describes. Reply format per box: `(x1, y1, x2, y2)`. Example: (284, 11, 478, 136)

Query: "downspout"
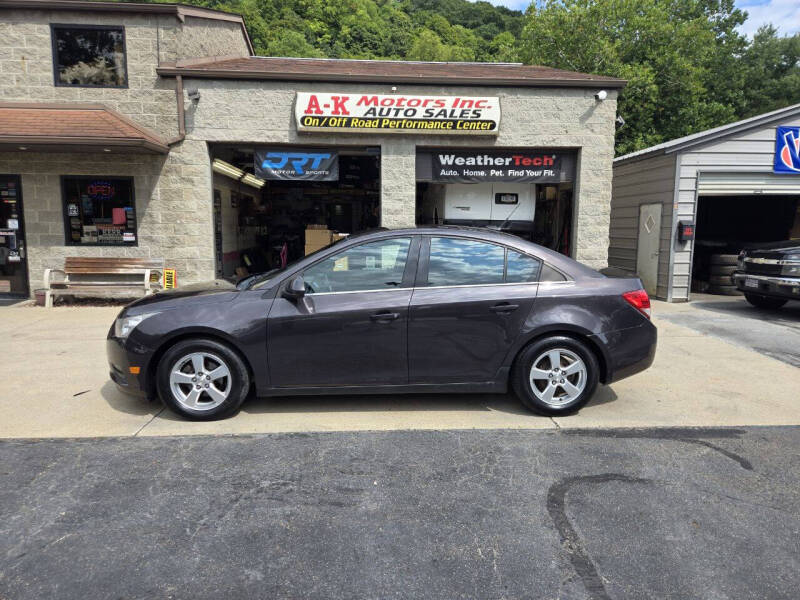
(167, 74, 185, 146)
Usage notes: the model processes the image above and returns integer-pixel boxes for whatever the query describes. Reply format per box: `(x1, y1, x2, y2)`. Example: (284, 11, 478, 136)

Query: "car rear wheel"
(744, 293, 787, 310)
(512, 336, 599, 415)
(156, 339, 250, 420)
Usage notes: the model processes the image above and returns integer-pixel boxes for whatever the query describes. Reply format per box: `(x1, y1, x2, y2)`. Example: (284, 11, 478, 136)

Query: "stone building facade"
(0, 0, 622, 297)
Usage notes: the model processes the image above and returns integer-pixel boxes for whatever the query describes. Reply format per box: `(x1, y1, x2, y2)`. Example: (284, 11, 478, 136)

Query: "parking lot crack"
(132, 407, 166, 437)
(563, 428, 753, 471)
(547, 473, 651, 600)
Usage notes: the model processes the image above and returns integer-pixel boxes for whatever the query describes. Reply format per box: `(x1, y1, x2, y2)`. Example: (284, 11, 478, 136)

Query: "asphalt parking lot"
(2, 427, 799, 600)
(2, 299, 799, 598)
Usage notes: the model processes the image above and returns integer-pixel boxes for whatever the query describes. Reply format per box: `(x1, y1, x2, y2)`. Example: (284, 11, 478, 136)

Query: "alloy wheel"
(169, 352, 232, 411)
(528, 348, 587, 407)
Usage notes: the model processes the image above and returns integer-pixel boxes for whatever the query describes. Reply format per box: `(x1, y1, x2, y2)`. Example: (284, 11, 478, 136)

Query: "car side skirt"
(257, 379, 507, 397)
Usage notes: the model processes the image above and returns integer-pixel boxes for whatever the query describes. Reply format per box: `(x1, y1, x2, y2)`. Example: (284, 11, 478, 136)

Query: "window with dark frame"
(51, 24, 127, 87)
(62, 176, 137, 246)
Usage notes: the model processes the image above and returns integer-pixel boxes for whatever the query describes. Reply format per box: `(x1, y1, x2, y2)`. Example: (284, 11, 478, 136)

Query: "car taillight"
(623, 289, 651, 319)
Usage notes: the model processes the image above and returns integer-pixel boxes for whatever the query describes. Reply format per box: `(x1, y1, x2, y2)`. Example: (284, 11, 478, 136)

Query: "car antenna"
(494, 196, 523, 231)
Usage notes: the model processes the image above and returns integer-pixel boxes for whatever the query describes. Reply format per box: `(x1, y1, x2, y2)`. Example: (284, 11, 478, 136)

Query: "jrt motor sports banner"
(430, 151, 567, 183)
(254, 148, 339, 181)
(295, 92, 501, 135)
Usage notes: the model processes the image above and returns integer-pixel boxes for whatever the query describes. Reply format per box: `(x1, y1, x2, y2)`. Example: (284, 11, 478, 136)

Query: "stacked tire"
(707, 253, 741, 296)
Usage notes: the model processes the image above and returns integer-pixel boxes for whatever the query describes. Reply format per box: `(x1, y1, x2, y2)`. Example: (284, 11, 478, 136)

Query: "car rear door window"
(427, 237, 505, 286)
(303, 237, 411, 293)
(506, 250, 542, 283)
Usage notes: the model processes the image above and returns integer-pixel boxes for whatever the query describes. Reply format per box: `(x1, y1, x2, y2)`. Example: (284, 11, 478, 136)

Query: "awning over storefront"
(0, 103, 170, 154)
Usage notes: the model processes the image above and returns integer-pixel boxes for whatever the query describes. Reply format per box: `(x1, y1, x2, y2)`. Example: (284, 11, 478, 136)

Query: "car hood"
(124, 280, 239, 315)
(743, 240, 800, 254)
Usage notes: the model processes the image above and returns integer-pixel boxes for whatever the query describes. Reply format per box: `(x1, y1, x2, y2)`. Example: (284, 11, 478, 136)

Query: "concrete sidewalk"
(1, 301, 798, 438)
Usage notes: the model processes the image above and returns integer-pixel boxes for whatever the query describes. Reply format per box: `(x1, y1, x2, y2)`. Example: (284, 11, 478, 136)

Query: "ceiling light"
(18, 146, 27, 150)
(103, 148, 111, 152)
(212, 158, 245, 180)
(241, 173, 265, 189)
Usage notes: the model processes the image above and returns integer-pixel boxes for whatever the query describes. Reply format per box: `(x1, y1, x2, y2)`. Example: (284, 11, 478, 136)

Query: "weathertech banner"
(295, 92, 500, 135)
(254, 148, 339, 181)
(431, 151, 566, 183)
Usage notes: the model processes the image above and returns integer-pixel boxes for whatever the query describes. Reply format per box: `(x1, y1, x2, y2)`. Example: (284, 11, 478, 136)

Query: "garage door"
(697, 172, 800, 195)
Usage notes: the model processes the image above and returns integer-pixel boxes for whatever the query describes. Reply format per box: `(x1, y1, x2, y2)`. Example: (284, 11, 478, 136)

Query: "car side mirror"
(283, 275, 306, 299)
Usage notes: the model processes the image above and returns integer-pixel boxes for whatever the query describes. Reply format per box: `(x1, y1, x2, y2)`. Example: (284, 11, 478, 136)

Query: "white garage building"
(609, 103, 800, 301)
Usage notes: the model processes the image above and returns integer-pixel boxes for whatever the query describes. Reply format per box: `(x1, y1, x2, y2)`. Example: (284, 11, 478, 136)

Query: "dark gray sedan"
(107, 227, 657, 420)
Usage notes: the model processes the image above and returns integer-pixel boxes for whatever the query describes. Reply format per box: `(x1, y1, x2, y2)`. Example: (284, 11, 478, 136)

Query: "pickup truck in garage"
(733, 240, 800, 309)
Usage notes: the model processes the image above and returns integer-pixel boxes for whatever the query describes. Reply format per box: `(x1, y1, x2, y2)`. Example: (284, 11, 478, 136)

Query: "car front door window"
(303, 238, 412, 294)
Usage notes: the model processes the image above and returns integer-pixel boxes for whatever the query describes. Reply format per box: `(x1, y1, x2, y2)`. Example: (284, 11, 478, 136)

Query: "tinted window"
(62, 176, 136, 245)
(303, 238, 410, 293)
(427, 237, 505, 286)
(507, 250, 542, 283)
(541, 264, 567, 282)
(52, 25, 127, 87)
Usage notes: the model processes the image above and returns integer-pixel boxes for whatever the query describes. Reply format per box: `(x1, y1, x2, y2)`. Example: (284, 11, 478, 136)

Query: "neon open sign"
(87, 181, 116, 200)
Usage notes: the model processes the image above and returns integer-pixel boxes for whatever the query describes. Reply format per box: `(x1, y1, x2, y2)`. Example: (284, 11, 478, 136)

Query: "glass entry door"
(0, 175, 28, 296)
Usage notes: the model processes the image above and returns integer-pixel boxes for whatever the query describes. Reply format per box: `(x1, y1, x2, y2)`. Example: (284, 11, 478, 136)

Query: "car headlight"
(782, 254, 800, 276)
(114, 312, 158, 339)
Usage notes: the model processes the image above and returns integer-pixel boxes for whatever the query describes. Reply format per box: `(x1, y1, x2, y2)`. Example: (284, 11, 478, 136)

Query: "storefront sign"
(429, 151, 568, 183)
(295, 93, 500, 135)
(774, 126, 800, 174)
(87, 180, 116, 201)
(254, 148, 339, 181)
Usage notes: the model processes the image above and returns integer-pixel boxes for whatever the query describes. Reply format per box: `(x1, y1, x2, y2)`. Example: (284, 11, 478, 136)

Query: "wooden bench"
(43, 257, 164, 307)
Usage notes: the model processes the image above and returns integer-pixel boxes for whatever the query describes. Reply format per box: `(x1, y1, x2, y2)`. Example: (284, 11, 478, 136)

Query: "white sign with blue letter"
(774, 126, 800, 174)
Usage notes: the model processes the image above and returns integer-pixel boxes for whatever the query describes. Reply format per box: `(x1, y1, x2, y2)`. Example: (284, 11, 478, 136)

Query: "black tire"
(744, 293, 787, 309)
(710, 264, 737, 276)
(156, 338, 250, 420)
(511, 335, 600, 416)
(708, 284, 742, 296)
(709, 275, 735, 286)
(710, 254, 738, 266)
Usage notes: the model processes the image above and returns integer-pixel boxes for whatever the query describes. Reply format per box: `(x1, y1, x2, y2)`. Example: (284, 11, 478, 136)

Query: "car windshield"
(239, 239, 342, 290)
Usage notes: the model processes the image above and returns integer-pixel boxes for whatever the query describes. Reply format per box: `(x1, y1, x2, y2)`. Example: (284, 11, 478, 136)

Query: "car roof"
(343, 226, 601, 279)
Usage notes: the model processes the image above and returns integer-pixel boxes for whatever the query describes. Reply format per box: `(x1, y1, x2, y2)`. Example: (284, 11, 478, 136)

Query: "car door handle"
(370, 311, 400, 321)
(490, 303, 519, 313)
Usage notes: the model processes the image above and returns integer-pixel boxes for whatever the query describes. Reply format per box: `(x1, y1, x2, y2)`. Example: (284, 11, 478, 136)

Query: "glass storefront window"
(52, 25, 127, 87)
(62, 176, 137, 246)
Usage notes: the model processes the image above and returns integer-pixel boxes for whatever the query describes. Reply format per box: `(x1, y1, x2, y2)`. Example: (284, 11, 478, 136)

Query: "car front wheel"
(744, 293, 787, 310)
(512, 336, 599, 415)
(156, 339, 250, 420)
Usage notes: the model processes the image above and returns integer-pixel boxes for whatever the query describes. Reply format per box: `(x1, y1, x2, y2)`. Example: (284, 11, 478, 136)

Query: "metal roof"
(615, 102, 800, 165)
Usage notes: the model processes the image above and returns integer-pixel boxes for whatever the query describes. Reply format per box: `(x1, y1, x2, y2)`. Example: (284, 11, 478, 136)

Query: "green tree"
(740, 26, 800, 118)
(407, 29, 450, 61)
(132, 0, 525, 62)
(519, 0, 747, 155)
